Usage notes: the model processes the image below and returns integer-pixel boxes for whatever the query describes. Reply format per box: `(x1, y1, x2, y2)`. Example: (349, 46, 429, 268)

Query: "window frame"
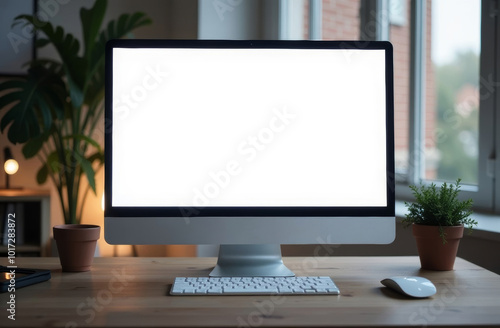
(299, 0, 499, 213)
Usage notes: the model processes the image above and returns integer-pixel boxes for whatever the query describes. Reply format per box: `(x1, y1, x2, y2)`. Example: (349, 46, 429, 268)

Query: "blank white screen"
(112, 48, 387, 207)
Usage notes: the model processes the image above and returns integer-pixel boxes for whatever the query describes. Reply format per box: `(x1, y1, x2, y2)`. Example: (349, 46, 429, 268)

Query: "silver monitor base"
(209, 244, 295, 277)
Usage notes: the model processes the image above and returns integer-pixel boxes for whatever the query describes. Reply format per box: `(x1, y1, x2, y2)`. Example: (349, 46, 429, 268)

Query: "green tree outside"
(433, 51, 479, 185)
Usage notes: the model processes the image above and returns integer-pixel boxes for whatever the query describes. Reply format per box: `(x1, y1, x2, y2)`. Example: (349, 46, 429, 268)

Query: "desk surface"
(1, 256, 499, 328)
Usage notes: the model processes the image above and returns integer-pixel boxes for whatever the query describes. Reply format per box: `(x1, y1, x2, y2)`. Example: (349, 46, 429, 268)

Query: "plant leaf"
(36, 164, 49, 184)
(14, 15, 85, 108)
(74, 152, 96, 193)
(0, 65, 66, 144)
(63, 134, 102, 152)
(87, 151, 104, 165)
(22, 130, 50, 158)
(80, 0, 107, 61)
(46, 150, 63, 174)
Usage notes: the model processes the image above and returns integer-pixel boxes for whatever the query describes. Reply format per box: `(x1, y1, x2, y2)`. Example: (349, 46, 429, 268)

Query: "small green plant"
(403, 179, 477, 243)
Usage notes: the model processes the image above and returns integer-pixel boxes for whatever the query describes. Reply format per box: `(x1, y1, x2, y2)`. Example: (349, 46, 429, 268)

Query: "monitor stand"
(209, 244, 295, 277)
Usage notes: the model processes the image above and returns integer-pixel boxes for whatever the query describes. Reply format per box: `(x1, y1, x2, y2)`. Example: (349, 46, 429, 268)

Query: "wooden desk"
(1, 257, 500, 327)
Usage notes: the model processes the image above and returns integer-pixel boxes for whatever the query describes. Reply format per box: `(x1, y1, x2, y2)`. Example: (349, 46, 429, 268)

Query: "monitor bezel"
(104, 39, 395, 218)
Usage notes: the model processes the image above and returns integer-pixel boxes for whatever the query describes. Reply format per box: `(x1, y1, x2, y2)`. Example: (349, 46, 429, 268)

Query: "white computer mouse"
(380, 276, 437, 298)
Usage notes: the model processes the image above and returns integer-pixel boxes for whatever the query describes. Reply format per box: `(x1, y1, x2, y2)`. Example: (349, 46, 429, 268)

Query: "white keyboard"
(170, 276, 340, 295)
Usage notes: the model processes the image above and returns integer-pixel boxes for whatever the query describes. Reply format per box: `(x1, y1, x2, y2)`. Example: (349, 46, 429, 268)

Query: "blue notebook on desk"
(1, 266, 51, 292)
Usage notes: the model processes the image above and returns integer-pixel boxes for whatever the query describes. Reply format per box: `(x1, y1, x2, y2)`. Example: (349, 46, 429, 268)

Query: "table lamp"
(3, 147, 20, 189)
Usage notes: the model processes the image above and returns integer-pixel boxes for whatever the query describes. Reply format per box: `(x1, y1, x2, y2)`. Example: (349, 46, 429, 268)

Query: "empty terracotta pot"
(53, 224, 101, 272)
(412, 224, 464, 271)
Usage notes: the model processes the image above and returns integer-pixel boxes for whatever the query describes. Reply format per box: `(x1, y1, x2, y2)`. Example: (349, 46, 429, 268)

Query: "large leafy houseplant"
(0, 0, 151, 224)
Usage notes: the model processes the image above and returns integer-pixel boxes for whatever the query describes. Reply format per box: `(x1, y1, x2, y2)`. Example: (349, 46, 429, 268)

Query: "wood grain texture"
(1, 256, 499, 327)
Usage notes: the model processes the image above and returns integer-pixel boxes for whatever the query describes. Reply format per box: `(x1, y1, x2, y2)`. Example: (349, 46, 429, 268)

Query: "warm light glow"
(4, 272, 11, 280)
(4, 159, 19, 175)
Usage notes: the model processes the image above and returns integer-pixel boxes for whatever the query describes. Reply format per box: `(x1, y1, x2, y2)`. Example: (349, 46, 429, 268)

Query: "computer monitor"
(104, 40, 395, 277)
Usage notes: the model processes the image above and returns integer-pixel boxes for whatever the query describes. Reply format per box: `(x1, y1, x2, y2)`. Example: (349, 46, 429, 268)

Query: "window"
(428, 0, 480, 185)
(279, 0, 361, 40)
(392, 0, 497, 212)
(392, 0, 481, 185)
(290, 0, 499, 213)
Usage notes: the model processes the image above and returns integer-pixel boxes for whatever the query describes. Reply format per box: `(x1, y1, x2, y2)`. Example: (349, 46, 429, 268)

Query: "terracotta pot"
(412, 224, 464, 271)
(53, 224, 101, 272)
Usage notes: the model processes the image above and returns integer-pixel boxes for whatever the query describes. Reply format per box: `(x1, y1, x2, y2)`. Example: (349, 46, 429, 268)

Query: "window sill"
(395, 200, 500, 242)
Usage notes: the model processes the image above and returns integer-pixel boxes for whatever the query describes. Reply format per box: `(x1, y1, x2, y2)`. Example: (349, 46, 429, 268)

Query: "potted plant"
(402, 179, 477, 270)
(0, 0, 151, 270)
